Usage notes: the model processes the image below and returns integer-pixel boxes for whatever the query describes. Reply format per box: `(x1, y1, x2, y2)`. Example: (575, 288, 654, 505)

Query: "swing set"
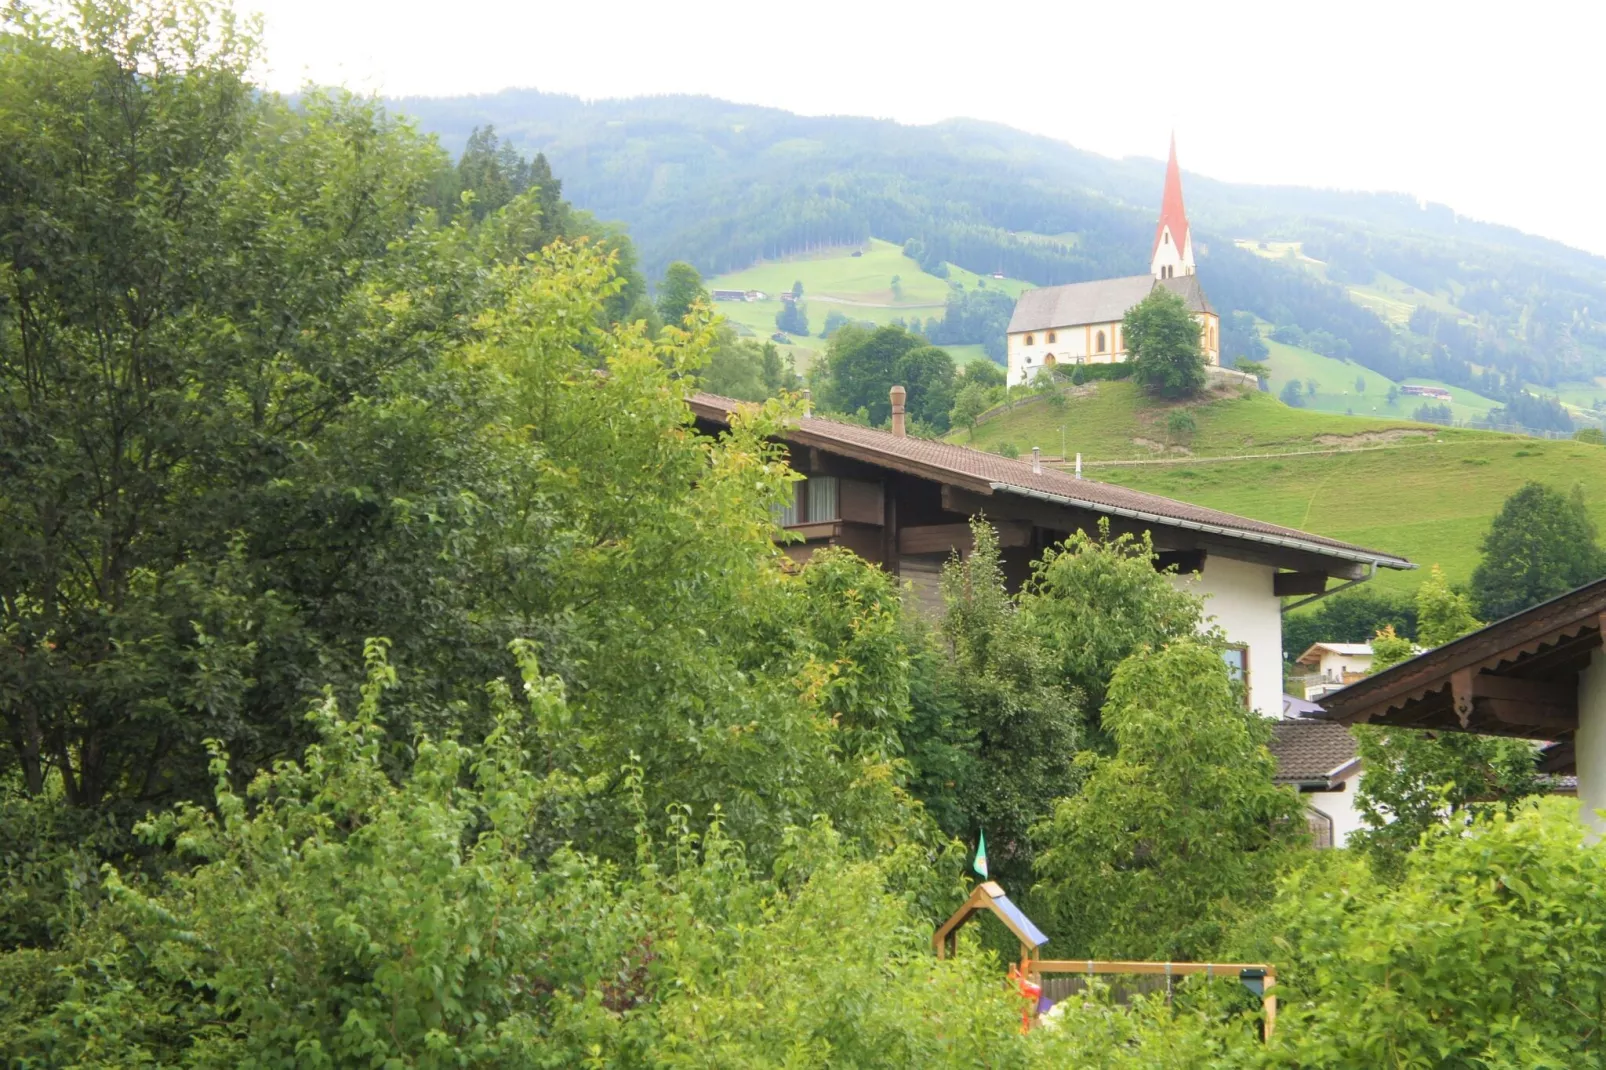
(933, 881, 1278, 1038)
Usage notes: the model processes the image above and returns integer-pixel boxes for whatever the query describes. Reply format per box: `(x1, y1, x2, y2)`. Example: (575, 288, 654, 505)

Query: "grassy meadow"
(707, 238, 1027, 369)
(951, 379, 1453, 461)
(947, 379, 1606, 596)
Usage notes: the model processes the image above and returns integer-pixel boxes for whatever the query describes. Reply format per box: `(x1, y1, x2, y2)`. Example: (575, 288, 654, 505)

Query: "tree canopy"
(1032, 640, 1305, 959)
(811, 323, 958, 429)
(656, 260, 708, 324)
(1124, 288, 1207, 399)
(1470, 481, 1606, 620)
(9, 3, 1606, 1064)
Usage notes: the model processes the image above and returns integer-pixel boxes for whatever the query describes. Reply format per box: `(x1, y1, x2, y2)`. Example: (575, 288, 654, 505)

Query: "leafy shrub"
(1, 646, 1016, 1067)
(1075, 361, 1135, 382)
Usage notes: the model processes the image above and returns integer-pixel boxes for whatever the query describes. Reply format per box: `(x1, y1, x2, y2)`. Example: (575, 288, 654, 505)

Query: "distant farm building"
(711, 289, 766, 302)
(1400, 385, 1452, 401)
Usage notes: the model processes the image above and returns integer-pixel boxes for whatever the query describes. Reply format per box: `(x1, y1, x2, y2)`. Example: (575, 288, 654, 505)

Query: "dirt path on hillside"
(1069, 438, 1441, 469)
(808, 295, 946, 310)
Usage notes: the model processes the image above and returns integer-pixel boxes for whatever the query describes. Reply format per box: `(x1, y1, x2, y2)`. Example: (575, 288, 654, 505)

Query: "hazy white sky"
(251, 0, 1606, 256)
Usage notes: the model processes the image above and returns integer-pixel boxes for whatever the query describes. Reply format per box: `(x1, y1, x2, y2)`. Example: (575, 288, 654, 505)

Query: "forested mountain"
(389, 90, 1606, 402)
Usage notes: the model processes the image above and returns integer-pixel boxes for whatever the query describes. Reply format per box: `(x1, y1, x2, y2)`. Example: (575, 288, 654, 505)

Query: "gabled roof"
(1282, 693, 1326, 718)
(690, 393, 1414, 572)
(1158, 272, 1215, 317)
(1296, 642, 1373, 665)
(1007, 273, 1214, 335)
(933, 881, 1049, 959)
(1152, 133, 1191, 261)
(1317, 576, 1606, 740)
(1268, 719, 1360, 787)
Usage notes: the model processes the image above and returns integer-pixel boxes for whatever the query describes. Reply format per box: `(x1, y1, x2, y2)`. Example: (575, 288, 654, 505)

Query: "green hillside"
(949, 380, 1606, 596)
(953, 379, 1457, 461)
(392, 90, 1606, 405)
(707, 239, 1029, 368)
(1259, 331, 1498, 424)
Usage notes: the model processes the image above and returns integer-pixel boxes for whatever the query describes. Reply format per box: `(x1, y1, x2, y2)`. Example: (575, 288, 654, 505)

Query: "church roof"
(1007, 273, 1214, 334)
(1152, 133, 1191, 260)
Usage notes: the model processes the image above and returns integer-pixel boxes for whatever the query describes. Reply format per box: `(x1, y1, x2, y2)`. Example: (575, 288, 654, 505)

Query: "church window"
(1096, 330, 1107, 353)
(1163, 231, 1170, 245)
(1047, 331, 1057, 343)
(1025, 334, 1034, 346)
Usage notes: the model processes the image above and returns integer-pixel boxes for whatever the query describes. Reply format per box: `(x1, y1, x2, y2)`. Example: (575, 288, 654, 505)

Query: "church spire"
(1151, 133, 1194, 279)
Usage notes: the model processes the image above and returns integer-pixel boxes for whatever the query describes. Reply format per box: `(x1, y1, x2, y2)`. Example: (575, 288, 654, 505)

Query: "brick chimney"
(890, 385, 907, 437)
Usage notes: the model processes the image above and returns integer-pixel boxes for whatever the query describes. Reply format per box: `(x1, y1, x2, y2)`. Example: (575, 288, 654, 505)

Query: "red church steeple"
(1150, 134, 1194, 278)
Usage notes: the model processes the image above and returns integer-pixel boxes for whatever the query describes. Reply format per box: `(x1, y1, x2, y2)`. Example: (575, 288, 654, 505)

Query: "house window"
(806, 476, 839, 523)
(774, 475, 840, 527)
(1025, 333, 1034, 346)
(1222, 644, 1250, 708)
(774, 483, 801, 527)
(1306, 807, 1334, 850)
(1047, 331, 1057, 343)
(1095, 330, 1107, 353)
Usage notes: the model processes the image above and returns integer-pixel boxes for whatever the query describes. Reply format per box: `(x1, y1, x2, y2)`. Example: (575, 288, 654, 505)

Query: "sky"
(251, 0, 1606, 257)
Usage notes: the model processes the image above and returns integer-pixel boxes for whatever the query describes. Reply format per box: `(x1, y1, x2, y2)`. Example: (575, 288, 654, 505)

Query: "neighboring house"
(690, 389, 1414, 718)
(1317, 576, 1606, 830)
(1268, 719, 1364, 848)
(1296, 642, 1375, 699)
(1006, 136, 1220, 385)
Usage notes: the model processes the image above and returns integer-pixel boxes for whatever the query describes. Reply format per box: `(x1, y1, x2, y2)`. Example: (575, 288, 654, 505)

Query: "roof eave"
(1316, 578, 1606, 725)
(988, 482, 1415, 573)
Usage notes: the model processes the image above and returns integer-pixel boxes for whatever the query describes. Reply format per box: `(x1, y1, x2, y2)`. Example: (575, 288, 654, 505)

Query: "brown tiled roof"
(690, 393, 1413, 569)
(1268, 719, 1360, 786)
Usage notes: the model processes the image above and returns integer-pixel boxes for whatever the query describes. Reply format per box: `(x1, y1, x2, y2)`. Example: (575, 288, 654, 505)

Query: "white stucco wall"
(1313, 649, 1374, 681)
(1173, 554, 1284, 719)
(1304, 768, 1366, 847)
(1576, 646, 1606, 831)
(1006, 311, 1216, 382)
(1007, 322, 1122, 384)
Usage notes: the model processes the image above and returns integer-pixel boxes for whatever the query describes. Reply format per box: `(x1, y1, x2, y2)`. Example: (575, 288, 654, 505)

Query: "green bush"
(1074, 362, 1135, 382)
(1, 647, 1019, 1067)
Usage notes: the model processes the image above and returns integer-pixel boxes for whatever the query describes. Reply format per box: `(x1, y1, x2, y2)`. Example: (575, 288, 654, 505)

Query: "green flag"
(973, 830, 988, 879)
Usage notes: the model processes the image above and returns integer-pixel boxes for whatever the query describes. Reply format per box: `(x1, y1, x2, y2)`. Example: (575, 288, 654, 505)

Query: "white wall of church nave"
(1007, 322, 1123, 383)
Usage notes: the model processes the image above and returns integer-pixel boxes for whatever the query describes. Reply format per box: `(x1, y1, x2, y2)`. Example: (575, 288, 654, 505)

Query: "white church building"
(1006, 137, 1221, 384)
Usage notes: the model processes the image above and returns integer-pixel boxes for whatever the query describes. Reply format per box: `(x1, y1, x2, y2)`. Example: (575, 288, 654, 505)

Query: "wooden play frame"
(934, 882, 1278, 1038)
(1029, 959, 1278, 1037)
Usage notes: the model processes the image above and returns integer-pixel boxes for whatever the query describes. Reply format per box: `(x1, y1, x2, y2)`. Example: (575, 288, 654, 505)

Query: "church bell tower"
(1151, 134, 1195, 281)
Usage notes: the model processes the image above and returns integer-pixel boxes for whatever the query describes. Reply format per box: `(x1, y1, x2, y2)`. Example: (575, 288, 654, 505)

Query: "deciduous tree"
(1021, 520, 1207, 731)
(1031, 640, 1304, 959)
(1124, 289, 1206, 399)
(656, 260, 708, 324)
(1470, 481, 1606, 620)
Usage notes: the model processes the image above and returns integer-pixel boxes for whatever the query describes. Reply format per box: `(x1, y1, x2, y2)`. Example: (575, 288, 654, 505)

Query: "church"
(1006, 137, 1221, 384)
